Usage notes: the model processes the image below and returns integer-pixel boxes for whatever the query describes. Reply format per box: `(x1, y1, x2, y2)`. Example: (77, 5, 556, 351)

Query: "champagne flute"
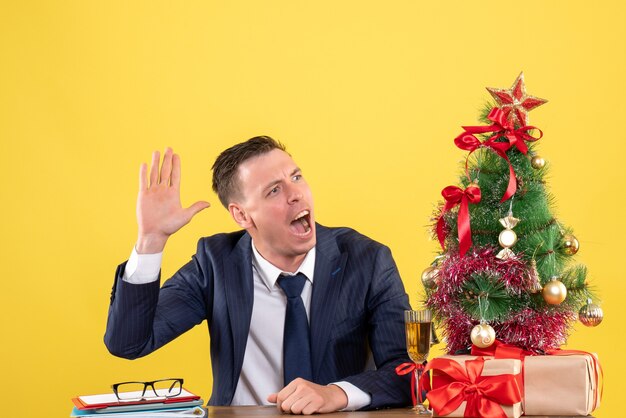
(405, 309, 432, 415)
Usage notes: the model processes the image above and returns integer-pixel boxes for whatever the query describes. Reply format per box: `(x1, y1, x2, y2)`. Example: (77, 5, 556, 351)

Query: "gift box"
(470, 342, 602, 416)
(424, 355, 523, 418)
(523, 352, 601, 416)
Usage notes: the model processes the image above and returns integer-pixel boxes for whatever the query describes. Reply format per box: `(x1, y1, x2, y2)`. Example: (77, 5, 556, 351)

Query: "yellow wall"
(1, 1, 623, 417)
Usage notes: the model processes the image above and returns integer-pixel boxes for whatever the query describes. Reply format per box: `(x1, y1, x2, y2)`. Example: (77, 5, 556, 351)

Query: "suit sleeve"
(104, 239, 213, 359)
(342, 245, 413, 409)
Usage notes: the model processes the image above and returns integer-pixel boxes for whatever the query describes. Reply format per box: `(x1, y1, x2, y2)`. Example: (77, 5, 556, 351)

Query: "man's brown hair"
(212, 135, 287, 208)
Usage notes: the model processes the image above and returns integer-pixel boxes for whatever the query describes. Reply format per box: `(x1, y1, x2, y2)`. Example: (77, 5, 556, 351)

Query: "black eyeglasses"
(111, 378, 184, 401)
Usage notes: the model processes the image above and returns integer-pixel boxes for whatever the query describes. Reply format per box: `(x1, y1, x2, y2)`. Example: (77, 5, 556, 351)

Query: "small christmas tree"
(424, 73, 603, 354)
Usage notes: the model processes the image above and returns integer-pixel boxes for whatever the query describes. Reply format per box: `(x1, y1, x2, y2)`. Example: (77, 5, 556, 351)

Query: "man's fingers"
(171, 153, 181, 188)
(288, 397, 311, 415)
(274, 383, 293, 410)
(301, 401, 322, 416)
(274, 380, 302, 412)
(184, 201, 211, 221)
(160, 147, 173, 185)
(279, 394, 298, 413)
(272, 380, 345, 415)
(149, 151, 160, 187)
(139, 163, 148, 190)
(267, 393, 278, 404)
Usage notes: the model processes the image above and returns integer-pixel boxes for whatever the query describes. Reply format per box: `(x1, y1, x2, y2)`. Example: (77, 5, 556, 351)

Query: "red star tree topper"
(486, 72, 548, 127)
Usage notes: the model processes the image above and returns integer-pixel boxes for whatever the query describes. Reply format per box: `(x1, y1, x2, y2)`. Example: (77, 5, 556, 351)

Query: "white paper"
(79, 389, 196, 405)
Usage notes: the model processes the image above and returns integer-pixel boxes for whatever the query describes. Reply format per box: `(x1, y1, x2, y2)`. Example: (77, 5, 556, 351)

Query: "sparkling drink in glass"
(405, 309, 432, 415)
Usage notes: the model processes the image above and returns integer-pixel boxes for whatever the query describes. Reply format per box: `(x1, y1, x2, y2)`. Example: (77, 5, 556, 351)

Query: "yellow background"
(1, 1, 624, 417)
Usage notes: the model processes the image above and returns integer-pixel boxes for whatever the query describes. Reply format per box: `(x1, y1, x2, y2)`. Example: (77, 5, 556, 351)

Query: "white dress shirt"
(122, 242, 371, 410)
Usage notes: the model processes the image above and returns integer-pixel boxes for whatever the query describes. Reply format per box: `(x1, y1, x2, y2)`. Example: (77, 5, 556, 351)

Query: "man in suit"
(104, 136, 412, 414)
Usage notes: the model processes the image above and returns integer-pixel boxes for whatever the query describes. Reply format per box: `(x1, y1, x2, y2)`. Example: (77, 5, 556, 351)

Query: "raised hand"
(135, 148, 210, 254)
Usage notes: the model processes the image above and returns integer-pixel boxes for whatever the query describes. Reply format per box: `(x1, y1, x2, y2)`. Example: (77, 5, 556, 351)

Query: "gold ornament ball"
(421, 266, 440, 289)
(543, 278, 567, 305)
(561, 234, 580, 256)
(470, 323, 496, 348)
(579, 301, 604, 327)
(531, 155, 546, 169)
(498, 229, 518, 248)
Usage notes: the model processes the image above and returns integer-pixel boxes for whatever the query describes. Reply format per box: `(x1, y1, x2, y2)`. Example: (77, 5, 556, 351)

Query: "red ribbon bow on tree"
(420, 357, 522, 418)
(454, 107, 543, 203)
(436, 184, 481, 257)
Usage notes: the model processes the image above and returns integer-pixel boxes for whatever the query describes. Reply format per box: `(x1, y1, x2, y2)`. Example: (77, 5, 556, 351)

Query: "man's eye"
(293, 174, 302, 181)
(268, 187, 279, 196)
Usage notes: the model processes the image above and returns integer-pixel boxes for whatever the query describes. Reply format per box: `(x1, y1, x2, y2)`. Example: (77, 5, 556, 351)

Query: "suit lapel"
(310, 225, 347, 379)
(223, 233, 254, 392)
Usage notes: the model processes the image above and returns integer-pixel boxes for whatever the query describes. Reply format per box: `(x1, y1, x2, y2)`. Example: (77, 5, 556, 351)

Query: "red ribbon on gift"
(471, 339, 533, 360)
(436, 184, 481, 257)
(472, 340, 531, 396)
(454, 107, 543, 203)
(419, 357, 522, 418)
(395, 362, 425, 407)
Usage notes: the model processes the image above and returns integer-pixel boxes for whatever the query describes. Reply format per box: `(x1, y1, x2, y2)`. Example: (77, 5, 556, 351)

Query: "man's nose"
(286, 184, 303, 204)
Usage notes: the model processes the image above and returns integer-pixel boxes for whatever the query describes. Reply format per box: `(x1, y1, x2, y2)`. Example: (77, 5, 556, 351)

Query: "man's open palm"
(136, 148, 210, 253)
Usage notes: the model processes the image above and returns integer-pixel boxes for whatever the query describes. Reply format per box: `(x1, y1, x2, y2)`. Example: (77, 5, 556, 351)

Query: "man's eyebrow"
(262, 167, 302, 191)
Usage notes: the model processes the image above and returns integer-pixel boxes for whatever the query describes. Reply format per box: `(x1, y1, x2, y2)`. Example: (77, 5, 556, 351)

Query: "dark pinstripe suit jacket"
(104, 224, 412, 409)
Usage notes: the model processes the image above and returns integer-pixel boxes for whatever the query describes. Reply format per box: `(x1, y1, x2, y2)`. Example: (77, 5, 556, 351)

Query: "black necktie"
(277, 273, 313, 384)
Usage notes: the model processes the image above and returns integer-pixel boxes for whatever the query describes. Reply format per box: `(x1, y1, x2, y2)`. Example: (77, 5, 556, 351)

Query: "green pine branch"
(460, 272, 529, 322)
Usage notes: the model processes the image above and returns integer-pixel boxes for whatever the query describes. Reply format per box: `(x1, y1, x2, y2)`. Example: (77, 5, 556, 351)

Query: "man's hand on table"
(267, 378, 349, 415)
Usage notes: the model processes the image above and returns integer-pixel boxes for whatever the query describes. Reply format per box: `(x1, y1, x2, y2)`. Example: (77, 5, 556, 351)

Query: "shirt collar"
(251, 240, 316, 292)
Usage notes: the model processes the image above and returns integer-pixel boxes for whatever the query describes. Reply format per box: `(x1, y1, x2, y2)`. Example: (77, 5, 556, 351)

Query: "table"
(205, 406, 594, 417)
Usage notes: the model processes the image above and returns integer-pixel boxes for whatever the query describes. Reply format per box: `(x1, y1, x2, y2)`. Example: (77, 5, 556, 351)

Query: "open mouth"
(289, 209, 312, 236)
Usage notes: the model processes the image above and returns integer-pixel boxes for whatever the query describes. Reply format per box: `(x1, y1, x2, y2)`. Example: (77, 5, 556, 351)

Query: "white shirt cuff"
(331, 381, 371, 411)
(122, 246, 163, 284)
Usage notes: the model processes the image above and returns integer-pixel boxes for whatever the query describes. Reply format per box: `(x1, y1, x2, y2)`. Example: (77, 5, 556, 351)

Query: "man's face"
(230, 149, 316, 265)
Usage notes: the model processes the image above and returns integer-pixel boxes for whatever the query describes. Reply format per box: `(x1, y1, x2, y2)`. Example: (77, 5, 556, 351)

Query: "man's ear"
(229, 203, 253, 229)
